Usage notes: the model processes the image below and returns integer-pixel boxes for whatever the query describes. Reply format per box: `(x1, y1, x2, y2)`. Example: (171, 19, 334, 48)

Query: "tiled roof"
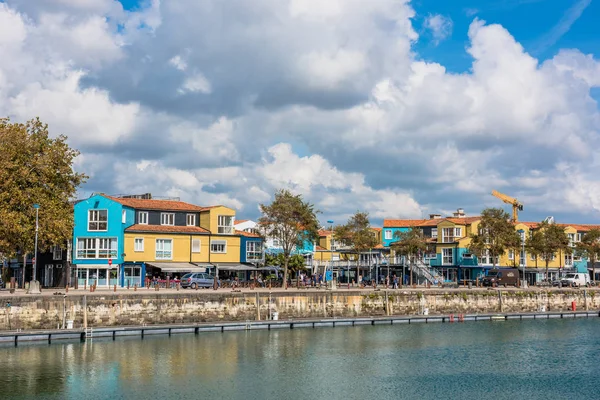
(371, 227, 382, 231)
(444, 217, 481, 225)
(318, 229, 333, 236)
(315, 245, 327, 251)
(125, 224, 210, 234)
(106, 195, 206, 212)
(418, 219, 442, 227)
(564, 224, 600, 231)
(235, 229, 261, 238)
(373, 244, 385, 249)
(234, 219, 249, 225)
(383, 219, 427, 228)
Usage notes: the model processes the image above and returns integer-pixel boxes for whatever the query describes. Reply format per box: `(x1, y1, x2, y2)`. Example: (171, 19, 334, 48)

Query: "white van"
(560, 273, 590, 287)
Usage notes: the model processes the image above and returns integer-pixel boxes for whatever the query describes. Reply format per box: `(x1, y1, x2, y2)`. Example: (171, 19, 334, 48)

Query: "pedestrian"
(385, 275, 389, 288)
(358, 274, 363, 288)
(393, 274, 398, 289)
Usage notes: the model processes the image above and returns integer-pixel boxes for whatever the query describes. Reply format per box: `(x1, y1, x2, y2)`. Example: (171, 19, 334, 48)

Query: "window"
(508, 249, 514, 260)
(134, 238, 144, 252)
(454, 227, 462, 237)
(442, 248, 453, 265)
(88, 210, 107, 231)
(462, 253, 473, 259)
(187, 214, 196, 226)
(574, 255, 582, 262)
(192, 239, 201, 253)
(161, 213, 175, 226)
(565, 254, 573, 266)
(246, 241, 262, 261)
(425, 251, 437, 259)
(217, 216, 234, 234)
(431, 228, 438, 239)
(98, 238, 118, 258)
(51, 245, 62, 260)
(442, 228, 455, 243)
(76, 238, 117, 259)
(211, 240, 226, 253)
(530, 253, 537, 261)
(384, 230, 392, 240)
(122, 210, 126, 224)
(156, 239, 173, 259)
(568, 233, 575, 247)
(576, 233, 582, 242)
(138, 212, 148, 225)
(272, 238, 280, 247)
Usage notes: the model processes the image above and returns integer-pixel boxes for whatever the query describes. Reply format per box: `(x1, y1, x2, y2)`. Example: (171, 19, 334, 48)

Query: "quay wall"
(1, 289, 599, 331)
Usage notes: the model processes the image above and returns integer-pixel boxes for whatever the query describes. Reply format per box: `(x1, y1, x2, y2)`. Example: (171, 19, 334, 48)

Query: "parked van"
(481, 269, 519, 287)
(560, 273, 590, 288)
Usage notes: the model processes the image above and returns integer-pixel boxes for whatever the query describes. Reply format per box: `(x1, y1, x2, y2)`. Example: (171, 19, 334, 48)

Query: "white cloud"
(423, 14, 453, 44)
(178, 72, 211, 94)
(169, 55, 187, 71)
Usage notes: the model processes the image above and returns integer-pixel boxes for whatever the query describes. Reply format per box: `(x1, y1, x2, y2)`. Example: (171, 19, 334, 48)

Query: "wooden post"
(255, 292, 261, 321)
(83, 295, 88, 329)
(385, 290, 390, 316)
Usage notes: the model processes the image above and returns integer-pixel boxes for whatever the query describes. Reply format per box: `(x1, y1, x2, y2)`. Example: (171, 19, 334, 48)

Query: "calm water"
(1, 319, 599, 400)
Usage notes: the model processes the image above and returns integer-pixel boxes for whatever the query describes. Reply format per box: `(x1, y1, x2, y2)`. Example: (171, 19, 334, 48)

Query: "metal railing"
(410, 258, 443, 285)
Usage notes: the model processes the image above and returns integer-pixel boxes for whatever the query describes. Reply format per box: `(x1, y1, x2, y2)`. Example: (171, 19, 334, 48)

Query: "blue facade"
(239, 236, 264, 263)
(382, 227, 411, 247)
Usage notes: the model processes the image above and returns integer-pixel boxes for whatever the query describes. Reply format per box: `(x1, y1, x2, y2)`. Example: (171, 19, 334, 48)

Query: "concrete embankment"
(1, 288, 599, 331)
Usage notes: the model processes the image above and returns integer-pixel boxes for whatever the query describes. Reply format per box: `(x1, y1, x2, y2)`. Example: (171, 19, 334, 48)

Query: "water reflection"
(0, 319, 599, 399)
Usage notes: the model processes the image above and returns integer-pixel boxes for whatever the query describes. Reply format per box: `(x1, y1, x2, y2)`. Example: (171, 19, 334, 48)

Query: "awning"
(146, 262, 210, 273)
(74, 264, 116, 269)
(215, 263, 258, 271)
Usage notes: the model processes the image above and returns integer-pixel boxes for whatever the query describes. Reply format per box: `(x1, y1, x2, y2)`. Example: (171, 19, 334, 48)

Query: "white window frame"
(272, 238, 280, 247)
(134, 238, 144, 252)
(122, 210, 126, 224)
(442, 228, 455, 243)
(442, 248, 453, 265)
(52, 245, 62, 260)
(192, 239, 201, 253)
(462, 253, 473, 259)
(138, 211, 148, 225)
(186, 214, 196, 226)
(246, 241, 262, 261)
(76, 238, 117, 259)
(88, 210, 108, 231)
(454, 227, 462, 237)
(156, 239, 173, 260)
(530, 253, 537, 261)
(384, 230, 392, 240)
(431, 228, 438, 239)
(211, 240, 227, 253)
(565, 253, 573, 266)
(217, 216, 234, 234)
(508, 249, 514, 260)
(161, 213, 175, 226)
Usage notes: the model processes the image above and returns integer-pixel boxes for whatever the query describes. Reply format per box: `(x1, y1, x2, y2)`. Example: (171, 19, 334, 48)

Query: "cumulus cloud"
(423, 14, 453, 44)
(1, 0, 600, 225)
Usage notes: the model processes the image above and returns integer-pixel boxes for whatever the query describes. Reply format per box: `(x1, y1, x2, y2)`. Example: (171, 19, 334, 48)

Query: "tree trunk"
(22, 253, 27, 288)
(283, 258, 289, 290)
(545, 260, 549, 281)
(593, 256, 596, 283)
(409, 253, 413, 286)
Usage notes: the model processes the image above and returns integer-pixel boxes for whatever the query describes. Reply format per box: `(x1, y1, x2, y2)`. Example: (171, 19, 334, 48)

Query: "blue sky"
(2, 0, 600, 225)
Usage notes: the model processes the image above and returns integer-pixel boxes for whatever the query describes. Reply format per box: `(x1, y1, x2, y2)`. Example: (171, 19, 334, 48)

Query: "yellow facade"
(124, 233, 241, 263)
(199, 206, 236, 233)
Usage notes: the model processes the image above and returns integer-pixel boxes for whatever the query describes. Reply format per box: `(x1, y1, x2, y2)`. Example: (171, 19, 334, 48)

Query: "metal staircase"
(410, 258, 443, 285)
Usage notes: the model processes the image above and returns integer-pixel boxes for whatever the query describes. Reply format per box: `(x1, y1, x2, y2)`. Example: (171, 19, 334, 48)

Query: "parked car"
(481, 269, 520, 287)
(181, 272, 215, 289)
(560, 273, 590, 288)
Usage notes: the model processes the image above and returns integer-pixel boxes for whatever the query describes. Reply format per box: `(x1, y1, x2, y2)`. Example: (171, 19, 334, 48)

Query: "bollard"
(127, 281, 130, 290)
(89, 284, 93, 293)
(114, 284, 117, 292)
(449, 314, 454, 323)
(134, 284, 137, 291)
(571, 301, 576, 311)
(65, 286, 69, 294)
(84, 282, 87, 291)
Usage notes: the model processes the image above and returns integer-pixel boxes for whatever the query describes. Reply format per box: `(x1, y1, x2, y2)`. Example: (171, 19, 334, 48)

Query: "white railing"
(410, 258, 443, 284)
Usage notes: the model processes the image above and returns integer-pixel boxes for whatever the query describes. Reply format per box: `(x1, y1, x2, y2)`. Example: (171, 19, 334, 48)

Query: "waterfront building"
(72, 194, 263, 287)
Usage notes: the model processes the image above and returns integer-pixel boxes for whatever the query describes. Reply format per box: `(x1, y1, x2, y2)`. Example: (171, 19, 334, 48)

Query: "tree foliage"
(576, 228, 600, 282)
(0, 118, 87, 259)
(392, 228, 428, 260)
(259, 189, 319, 286)
(264, 253, 306, 275)
(526, 220, 571, 279)
(334, 211, 379, 281)
(468, 208, 520, 268)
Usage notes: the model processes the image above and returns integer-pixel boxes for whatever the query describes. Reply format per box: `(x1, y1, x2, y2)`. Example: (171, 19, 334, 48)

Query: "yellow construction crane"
(491, 190, 524, 222)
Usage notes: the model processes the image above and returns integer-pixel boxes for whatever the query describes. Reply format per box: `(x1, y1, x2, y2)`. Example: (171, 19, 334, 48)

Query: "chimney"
(453, 208, 466, 218)
(429, 214, 442, 220)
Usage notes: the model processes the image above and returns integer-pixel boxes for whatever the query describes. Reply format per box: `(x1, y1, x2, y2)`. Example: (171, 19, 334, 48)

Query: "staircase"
(410, 258, 443, 285)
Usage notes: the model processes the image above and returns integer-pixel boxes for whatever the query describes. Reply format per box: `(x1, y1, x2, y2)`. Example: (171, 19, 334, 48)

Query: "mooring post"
(384, 290, 390, 316)
(497, 290, 503, 312)
(584, 290, 588, 311)
(83, 295, 88, 330)
(255, 292, 261, 321)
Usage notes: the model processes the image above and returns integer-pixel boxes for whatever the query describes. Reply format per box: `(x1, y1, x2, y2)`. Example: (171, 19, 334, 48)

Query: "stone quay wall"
(1, 289, 599, 331)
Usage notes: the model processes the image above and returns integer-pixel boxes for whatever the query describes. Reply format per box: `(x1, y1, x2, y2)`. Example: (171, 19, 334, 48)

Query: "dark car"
(481, 269, 519, 287)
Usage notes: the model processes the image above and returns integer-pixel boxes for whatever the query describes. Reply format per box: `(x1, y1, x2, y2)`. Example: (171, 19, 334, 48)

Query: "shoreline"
(1, 310, 599, 346)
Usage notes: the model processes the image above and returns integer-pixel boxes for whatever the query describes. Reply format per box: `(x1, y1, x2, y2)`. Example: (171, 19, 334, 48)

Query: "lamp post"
(518, 229, 526, 288)
(327, 220, 335, 290)
(29, 204, 41, 294)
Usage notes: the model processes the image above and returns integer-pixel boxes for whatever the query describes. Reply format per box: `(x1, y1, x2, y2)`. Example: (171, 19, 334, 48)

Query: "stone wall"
(1, 289, 599, 331)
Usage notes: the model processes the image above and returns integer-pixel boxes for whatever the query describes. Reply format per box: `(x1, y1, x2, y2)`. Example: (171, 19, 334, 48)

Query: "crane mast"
(491, 190, 524, 222)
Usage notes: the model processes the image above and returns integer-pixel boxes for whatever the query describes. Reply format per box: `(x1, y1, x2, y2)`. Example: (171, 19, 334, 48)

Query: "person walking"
(393, 274, 399, 289)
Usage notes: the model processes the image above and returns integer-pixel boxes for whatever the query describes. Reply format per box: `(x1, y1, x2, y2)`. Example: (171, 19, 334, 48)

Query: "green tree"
(259, 189, 319, 288)
(0, 118, 87, 279)
(576, 228, 600, 282)
(526, 230, 544, 268)
(468, 208, 519, 268)
(264, 253, 307, 275)
(528, 221, 570, 280)
(334, 211, 379, 283)
(392, 228, 428, 286)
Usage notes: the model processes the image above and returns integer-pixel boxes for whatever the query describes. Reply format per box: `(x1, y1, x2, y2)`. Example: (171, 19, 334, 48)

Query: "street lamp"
(517, 229, 526, 288)
(327, 220, 335, 290)
(29, 204, 41, 294)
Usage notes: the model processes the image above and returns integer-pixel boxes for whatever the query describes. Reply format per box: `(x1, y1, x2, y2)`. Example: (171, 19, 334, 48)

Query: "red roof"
(371, 227, 382, 231)
(443, 217, 481, 225)
(235, 219, 250, 225)
(125, 224, 209, 234)
(318, 229, 333, 236)
(383, 219, 427, 228)
(106, 195, 207, 212)
(315, 245, 327, 251)
(235, 229, 261, 238)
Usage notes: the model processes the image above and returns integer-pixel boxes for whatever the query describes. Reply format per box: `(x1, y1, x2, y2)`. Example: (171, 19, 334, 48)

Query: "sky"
(1, 0, 599, 227)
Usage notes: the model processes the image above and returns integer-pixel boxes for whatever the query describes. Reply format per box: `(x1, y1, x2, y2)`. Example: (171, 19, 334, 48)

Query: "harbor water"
(1, 318, 599, 399)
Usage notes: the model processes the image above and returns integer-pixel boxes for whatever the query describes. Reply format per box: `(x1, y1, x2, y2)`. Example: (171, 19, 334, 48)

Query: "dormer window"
(88, 210, 108, 231)
(218, 215, 234, 234)
(138, 212, 148, 225)
(186, 214, 196, 226)
(161, 213, 175, 226)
